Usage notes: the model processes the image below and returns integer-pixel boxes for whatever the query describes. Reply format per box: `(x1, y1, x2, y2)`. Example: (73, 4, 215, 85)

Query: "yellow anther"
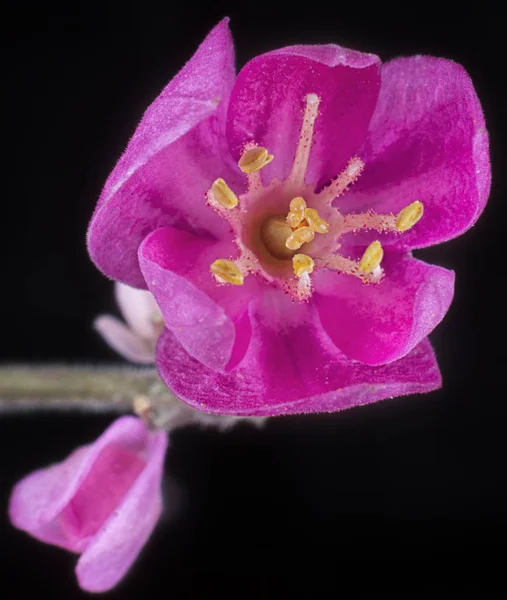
(304, 208, 330, 234)
(358, 240, 384, 274)
(285, 226, 315, 250)
(293, 254, 315, 277)
(238, 147, 274, 174)
(210, 259, 244, 286)
(211, 178, 239, 209)
(290, 197, 307, 211)
(286, 196, 307, 228)
(395, 201, 424, 232)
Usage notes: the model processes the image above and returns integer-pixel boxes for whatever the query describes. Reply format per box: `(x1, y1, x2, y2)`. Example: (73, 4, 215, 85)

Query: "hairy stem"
(0, 365, 172, 412)
(0, 365, 265, 430)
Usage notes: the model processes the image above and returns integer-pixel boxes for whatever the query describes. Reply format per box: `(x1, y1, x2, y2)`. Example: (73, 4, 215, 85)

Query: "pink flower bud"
(9, 416, 168, 593)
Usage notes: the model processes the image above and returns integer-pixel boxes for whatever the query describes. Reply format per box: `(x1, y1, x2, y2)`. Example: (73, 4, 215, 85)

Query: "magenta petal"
(339, 56, 490, 250)
(314, 253, 455, 366)
(87, 19, 240, 288)
(139, 226, 259, 371)
(75, 430, 167, 593)
(155, 291, 442, 416)
(226, 44, 380, 187)
(9, 417, 165, 562)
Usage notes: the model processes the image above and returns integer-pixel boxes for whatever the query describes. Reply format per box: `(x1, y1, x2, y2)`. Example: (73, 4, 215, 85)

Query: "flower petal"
(155, 290, 442, 416)
(9, 417, 155, 553)
(115, 282, 161, 341)
(94, 315, 155, 364)
(139, 226, 259, 371)
(75, 430, 167, 593)
(87, 18, 240, 288)
(314, 253, 455, 366)
(226, 44, 380, 187)
(339, 56, 490, 250)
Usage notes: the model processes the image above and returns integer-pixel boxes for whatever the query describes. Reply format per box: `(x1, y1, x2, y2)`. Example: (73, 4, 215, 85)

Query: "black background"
(1, 1, 505, 596)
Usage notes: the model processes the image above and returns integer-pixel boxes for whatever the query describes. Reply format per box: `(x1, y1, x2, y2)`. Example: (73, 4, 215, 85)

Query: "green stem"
(0, 365, 172, 412)
(0, 364, 265, 430)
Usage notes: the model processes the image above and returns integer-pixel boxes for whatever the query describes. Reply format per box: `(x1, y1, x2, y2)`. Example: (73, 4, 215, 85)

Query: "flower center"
(206, 94, 424, 300)
(259, 197, 330, 261)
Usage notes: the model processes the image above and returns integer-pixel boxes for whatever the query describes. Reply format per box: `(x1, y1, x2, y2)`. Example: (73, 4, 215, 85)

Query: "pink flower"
(87, 19, 490, 416)
(94, 282, 163, 364)
(9, 417, 168, 593)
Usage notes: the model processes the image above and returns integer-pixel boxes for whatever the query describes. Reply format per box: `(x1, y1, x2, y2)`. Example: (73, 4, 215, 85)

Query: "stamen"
(238, 147, 274, 174)
(293, 253, 315, 277)
(304, 208, 330, 234)
(358, 241, 384, 274)
(289, 93, 320, 187)
(286, 226, 315, 250)
(343, 211, 397, 233)
(210, 259, 244, 286)
(297, 272, 312, 302)
(286, 197, 307, 228)
(211, 178, 239, 210)
(318, 157, 365, 205)
(396, 201, 424, 232)
(203, 92, 424, 302)
(318, 254, 380, 284)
